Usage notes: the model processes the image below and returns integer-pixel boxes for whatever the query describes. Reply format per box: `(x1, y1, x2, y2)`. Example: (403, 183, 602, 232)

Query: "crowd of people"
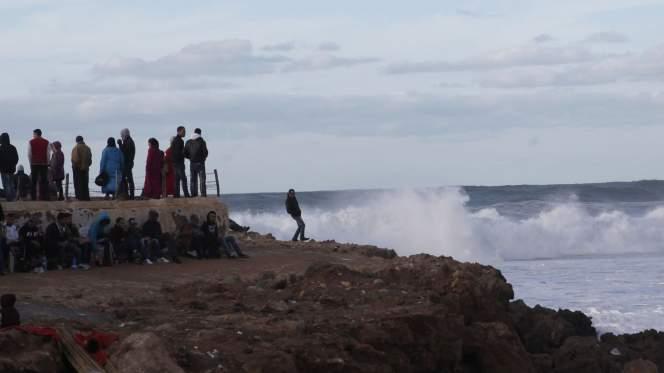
(0, 126, 209, 202)
(0, 203, 250, 275)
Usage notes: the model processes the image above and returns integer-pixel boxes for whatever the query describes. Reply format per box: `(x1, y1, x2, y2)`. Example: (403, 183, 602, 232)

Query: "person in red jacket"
(142, 138, 163, 199)
(27, 129, 50, 201)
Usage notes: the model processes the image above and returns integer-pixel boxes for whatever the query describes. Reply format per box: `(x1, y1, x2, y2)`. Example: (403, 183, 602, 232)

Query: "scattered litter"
(610, 347, 621, 356)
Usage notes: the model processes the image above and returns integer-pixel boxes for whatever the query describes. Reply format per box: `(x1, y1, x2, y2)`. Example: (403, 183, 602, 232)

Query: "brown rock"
(623, 359, 658, 373)
(0, 329, 63, 373)
(109, 332, 185, 373)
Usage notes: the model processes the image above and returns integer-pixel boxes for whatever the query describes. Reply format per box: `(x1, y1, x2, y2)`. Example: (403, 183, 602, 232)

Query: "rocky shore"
(1, 234, 662, 372)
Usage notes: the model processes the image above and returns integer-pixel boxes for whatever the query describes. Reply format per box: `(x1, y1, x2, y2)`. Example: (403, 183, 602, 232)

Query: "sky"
(1, 0, 664, 193)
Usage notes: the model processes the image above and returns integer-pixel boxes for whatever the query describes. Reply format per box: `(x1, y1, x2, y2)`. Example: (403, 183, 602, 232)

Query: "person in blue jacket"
(88, 211, 112, 266)
(100, 137, 124, 199)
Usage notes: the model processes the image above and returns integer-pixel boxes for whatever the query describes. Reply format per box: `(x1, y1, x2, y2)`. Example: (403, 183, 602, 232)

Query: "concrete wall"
(2, 197, 228, 236)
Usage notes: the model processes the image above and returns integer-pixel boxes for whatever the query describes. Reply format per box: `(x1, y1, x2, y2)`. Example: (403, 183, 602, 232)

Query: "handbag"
(95, 172, 108, 187)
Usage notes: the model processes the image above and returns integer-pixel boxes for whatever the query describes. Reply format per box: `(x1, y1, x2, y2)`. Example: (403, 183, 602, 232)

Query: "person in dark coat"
(1, 294, 20, 328)
(143, 138, 163, 199)
(0, 133, 19, 201)
(12, 165, 31, 201)
(141, 210, 179, 263)
(118, 128, 136, 199)
(200, 211, 248, 259)
(184, 128, 208, 197)
(48, 141, 65, 201)
(45, 212, 82, 270)
(172, 126, 190, 198)
(286, 189, 310, 242)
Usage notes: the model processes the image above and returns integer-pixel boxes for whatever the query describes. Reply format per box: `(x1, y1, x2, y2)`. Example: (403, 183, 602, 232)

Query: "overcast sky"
(1, 0, 664, 193)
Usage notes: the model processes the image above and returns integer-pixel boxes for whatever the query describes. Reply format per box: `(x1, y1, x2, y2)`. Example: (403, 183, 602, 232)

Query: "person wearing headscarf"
(143, 138, 163, 199)
(48, 141, 65, 200)
(118, 128, 136, 199)
(87, 211, 112, 266)
(99, 137, 124, 199)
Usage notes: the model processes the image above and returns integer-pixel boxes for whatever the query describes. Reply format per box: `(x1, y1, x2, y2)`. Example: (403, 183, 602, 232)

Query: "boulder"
(0, 329, 63, 373)
(109, 332, 185, 373)
(623, 359, 658, 373)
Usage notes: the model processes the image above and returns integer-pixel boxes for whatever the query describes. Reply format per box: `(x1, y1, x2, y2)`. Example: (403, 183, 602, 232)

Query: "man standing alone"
(0, 133, 19, 201)
(172, 126, 190, 198)
(27, 129, 50, 201)
(119, 129, 136, 199)
(71, 136, 92, 201)
(184, 128, 208, 197)
(285, 189, 310, 242)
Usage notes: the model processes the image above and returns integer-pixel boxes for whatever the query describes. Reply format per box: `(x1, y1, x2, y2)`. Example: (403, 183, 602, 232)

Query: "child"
(1, 294, 20, 328)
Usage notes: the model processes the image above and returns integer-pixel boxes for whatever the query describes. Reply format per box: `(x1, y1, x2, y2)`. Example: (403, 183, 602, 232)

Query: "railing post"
(214, 169, 220, 197)
(65, 173, 70, 201)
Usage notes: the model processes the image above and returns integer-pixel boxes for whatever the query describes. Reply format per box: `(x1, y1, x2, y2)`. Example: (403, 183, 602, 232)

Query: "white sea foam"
(234, 188, 664, 262)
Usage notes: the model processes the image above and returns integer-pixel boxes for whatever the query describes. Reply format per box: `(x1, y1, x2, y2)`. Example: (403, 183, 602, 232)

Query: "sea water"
(223, 181, 664, 335)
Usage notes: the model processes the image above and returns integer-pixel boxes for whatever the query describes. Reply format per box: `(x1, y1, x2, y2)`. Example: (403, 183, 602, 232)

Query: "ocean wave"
(231, 188, 664, 262)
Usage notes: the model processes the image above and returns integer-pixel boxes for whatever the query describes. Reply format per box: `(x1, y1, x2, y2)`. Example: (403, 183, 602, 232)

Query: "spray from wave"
(233, 188, 664, 263)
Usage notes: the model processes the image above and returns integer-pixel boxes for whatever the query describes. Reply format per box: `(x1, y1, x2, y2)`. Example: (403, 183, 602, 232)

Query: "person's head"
(148, 210, 159, 221)
(128, 218, 137, 227)
(62, 213, 73, 225)
(288, 189, 295, 198)
(56, 212, 68, 224)
(0, 133, 9, 146)
(29, 213, 40, 226)
(33, 129, 42, 138)
(206, 211, 216, 223)
(100, 217, 111, 227)
(106, 137, 116, 148)
(148, 138, 159, 149)
(76, 135, 84, 144)
(194, 128, 201, 135)
(120, 128, 130, 140)
(6, 213, 15, 225)
(1, 294, 16, 309)
(116, 217, 126, 227)
(177, 126, 186, 138)
(17, 165, 24, 173)
(51, 141, 62, 151)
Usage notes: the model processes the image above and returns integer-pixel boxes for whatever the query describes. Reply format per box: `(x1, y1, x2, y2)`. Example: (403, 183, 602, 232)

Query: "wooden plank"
(56, 327, 105, 373)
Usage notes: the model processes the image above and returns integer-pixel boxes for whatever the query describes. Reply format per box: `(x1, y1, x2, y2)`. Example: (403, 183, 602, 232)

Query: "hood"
(121, 128, 131, 141)
(88, 211, 111, 245)
(51, 141, 62, 151)
(191, 133, 201, 140)
(17, 165, 24, 173)
(0, 133, 9, 146)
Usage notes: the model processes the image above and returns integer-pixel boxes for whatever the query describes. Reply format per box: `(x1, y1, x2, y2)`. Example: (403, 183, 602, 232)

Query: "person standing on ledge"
(119, 128, 136, 199)
(172, 126, 190, 198)
(27, 129, 50, 201)
(184, 128, 208, 197)
(0, 133, 19, 202)
(285, 189, 310, 242)
(71, 136, 92, 201)
(48, 141, 65, 201)
(99, 137, 124, 200)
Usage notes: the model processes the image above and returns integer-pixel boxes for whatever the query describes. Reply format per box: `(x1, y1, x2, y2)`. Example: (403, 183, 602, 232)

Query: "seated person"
(19, 214, 45, 273)
(190, 215, 205, 259)
(4, 214, 20, 273)
(12, 165, 31, 201)
(61, 213, 89, 270)
(201, 211, 248, 259)
(45, 212, 83, 270)
(173, 214, 195, 258)
(142, 210, 180, 264)
(87, 212, 113, 266)
(110, 218, 130, 263)
(127, 218, 148, 264)
(1, 294, 20, 328)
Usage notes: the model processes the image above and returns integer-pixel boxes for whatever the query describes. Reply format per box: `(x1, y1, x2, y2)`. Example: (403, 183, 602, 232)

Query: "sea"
(223, 180, 664, 335)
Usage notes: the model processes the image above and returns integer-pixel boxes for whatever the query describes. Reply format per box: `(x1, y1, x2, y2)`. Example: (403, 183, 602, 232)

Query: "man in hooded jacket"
(0, 133, 19, 201)
(184, 128, 209, 197)
(118, 128, 136, 199)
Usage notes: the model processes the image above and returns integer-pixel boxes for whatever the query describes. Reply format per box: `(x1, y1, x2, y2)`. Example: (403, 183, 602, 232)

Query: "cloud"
(533, 34, 555, 43)
(90, 40, 378, 83)
(262, 41, 297, 52)
(318, 41, 341, 51)
(583, 31, 629, 44)
(385, 44, 617, 74)
(481, 44, 664, 88)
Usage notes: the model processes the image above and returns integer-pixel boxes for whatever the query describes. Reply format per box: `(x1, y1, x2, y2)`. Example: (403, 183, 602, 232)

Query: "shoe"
(173, 257, 182, 264)
(292, 238, 298, 242)
(186, 250, 198, 258)
(56, 265, 64, 271)
(158, 257, 170, 263)
(71, 265, 78, 270)
(79, 264, 90, 270)
(301, 237, 311, 241)
(144, 259, 153, 265)
(33, 267, 45, 273)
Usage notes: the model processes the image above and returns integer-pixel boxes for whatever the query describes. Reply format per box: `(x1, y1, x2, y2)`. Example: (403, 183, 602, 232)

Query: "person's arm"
(202, 140, 208, 160)
(183, 141, 191, 159)
(71, 147, 79, 167)
(10, 147, 18, 169)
